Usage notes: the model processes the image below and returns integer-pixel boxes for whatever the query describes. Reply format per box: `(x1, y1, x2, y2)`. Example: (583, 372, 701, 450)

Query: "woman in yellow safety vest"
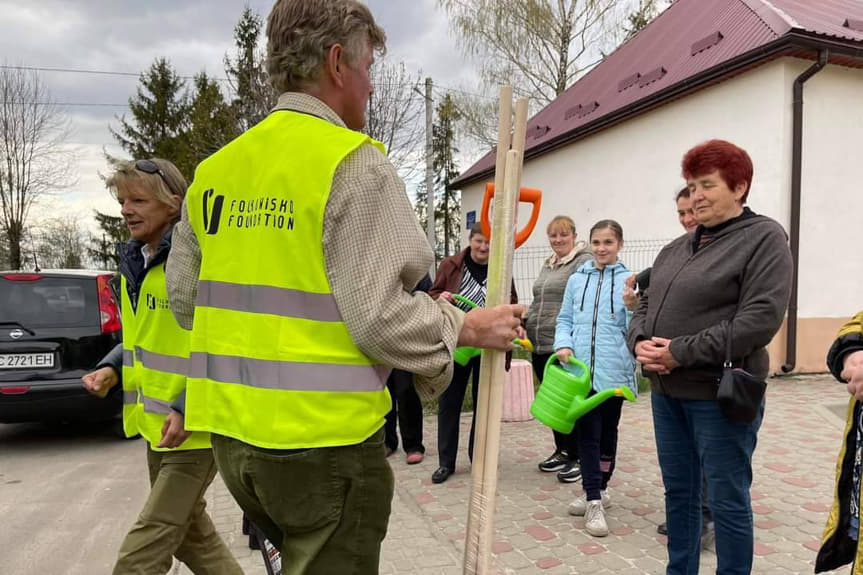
(81, 158, 241, 575)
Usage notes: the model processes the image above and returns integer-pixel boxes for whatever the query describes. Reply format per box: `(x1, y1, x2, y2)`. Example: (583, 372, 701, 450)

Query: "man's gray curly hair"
(266, 0, 387, 94)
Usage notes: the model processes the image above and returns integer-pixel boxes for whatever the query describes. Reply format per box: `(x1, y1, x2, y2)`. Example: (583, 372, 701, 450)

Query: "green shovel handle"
(452, 293, 532, 351)
(452, 294, 478, 309)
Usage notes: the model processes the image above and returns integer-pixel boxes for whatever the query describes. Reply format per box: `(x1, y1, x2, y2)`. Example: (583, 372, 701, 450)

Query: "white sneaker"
(567, 490, 610, 516)
(585, 500, 609, 537)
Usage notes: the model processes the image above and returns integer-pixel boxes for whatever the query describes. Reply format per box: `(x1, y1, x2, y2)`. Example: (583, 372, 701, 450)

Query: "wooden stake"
(463, 89, 528, 575)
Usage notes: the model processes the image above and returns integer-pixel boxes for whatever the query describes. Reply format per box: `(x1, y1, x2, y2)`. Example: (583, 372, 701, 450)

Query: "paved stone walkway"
(187, 374, 851, 574)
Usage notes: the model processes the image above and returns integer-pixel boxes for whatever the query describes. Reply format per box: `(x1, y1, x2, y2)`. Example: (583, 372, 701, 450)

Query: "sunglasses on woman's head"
(135, 159, 179, 197)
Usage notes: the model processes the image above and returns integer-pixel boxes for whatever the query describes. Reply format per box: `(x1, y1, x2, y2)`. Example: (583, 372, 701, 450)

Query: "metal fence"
(512, 239, 672, 305)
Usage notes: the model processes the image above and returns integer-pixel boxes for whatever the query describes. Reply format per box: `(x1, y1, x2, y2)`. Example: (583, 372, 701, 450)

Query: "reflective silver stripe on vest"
(122, 349, 134, 367)
(141, 395, 173, 415)
(196, 280, 342, 322)
(134, 346, 188, 376)
(188, 352, 389, 392)
(123, 390, 173, 415)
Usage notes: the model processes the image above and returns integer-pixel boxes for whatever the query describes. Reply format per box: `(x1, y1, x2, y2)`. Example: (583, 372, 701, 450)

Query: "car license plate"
(0, 353, 54, 369)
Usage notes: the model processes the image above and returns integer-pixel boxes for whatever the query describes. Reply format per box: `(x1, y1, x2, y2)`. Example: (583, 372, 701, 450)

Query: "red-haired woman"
(627, 140, 792, 574)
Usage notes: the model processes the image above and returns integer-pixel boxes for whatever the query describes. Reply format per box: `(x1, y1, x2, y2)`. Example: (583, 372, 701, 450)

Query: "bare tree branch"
(0, 65, 75, 269)
(437, 0, 621, 147)
(34, 214, 90, 269)
(363, 59, 425, 180)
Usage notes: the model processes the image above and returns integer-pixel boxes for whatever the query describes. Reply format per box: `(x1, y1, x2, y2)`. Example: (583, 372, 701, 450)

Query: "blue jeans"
(652, 392, 763, 575)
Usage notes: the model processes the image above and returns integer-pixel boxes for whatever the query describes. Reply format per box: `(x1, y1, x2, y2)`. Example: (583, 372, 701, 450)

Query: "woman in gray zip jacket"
(524, 215, 593, 482)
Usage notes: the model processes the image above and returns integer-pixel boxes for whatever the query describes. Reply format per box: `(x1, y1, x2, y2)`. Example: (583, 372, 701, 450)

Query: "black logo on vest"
(203, 188, 224, 235)
(226, 197, 294, 231)
(146, 293, 171, 311)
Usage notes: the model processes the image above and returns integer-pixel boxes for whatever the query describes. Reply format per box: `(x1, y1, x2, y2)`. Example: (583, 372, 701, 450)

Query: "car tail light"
(0, 386, 30, 395)
(3, 274, 42, 281)
(97, 274, 122, 334)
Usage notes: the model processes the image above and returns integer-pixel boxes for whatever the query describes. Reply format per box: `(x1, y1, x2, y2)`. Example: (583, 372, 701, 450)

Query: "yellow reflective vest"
(121, 262, 210, 451)
(184, 110, 391, 449)
(816, 311, 863, 573)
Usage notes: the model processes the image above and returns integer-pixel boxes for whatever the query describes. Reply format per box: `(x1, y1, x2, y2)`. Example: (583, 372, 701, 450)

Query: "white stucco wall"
(458, 58, 863, 318)
(791, 62, 863, 318)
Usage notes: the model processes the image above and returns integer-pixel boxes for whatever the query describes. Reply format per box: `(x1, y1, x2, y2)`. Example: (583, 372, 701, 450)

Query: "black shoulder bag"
(717, 321, 766, 424)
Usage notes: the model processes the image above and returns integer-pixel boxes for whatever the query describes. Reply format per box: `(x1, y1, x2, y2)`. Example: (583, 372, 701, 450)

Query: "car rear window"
(0, 276, 100, 328)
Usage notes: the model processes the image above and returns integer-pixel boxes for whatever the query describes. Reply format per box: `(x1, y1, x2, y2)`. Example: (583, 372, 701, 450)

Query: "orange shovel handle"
(480, 182, 542, 249)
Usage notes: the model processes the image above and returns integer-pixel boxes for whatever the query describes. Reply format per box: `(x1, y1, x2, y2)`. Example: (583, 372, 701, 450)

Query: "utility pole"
(424, 77, 435, 277)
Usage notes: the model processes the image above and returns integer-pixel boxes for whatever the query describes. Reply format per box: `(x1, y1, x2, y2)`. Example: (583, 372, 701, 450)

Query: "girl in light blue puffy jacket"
(553, 219, 636, 537)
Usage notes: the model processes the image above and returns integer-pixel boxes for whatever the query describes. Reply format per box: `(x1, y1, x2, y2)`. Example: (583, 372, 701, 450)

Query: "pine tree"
(87, 210, 129, 270)
(413, 181, 438, 260)
(433, 95, 462, 257)
(186, 72, 239, 169)
(111, 58, 191, 178)
(225, 6, 277, 132)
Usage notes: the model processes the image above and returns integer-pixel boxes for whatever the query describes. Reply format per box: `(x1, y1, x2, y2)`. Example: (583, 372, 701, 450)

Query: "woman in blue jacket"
(554, 219, 637, 537)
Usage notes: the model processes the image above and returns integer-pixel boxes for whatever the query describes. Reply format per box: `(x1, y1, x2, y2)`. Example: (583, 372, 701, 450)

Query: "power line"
(54, 102, 129, 108)
(3, 64, 496, 101)
(0, 64, 230, 83)
(2, 101, 129, 108)
(4, 63, 503, 104)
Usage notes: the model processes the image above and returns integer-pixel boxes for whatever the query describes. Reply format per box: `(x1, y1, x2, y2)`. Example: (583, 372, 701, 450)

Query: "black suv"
(0, 270, 123, 426)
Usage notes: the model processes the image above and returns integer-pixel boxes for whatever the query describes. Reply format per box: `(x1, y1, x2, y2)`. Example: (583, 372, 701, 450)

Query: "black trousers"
(384, 369, 425, 454)
(531, 352, 580, 460)
(577, 394, 624, 500)
(436, 356, 480, 470)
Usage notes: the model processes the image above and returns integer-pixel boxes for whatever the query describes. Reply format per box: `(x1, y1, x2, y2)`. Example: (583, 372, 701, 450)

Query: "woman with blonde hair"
(82, 158, 241, 574)
(525, 215, 593, 482)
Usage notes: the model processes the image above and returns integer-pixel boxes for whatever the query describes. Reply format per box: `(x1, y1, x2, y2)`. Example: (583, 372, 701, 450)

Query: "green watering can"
(453, 345, 482, 366)
(530, 355, 636, 434)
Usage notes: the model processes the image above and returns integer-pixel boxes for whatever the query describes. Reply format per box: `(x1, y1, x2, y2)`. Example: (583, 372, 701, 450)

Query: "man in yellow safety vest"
(164, 1, 525, 573)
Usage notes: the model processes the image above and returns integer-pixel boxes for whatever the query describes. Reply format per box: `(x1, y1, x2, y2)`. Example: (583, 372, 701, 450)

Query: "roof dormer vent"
(691, 31, 724, 55)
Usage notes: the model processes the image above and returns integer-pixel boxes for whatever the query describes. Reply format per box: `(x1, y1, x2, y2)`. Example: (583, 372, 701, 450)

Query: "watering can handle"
(480, 182, 542, 249)
(544, 353, 589, 377)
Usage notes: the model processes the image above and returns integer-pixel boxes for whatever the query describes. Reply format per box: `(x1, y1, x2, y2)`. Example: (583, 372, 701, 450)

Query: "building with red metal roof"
(451, 0, 863, 373)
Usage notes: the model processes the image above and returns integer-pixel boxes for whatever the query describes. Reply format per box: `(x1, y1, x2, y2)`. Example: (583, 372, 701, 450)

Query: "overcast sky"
(0, 0, 479, 231)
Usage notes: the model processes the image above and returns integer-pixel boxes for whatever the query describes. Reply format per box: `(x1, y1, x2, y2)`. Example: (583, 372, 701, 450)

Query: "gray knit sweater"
(626, 213, 792, 399)
(524, 243, 593, 354)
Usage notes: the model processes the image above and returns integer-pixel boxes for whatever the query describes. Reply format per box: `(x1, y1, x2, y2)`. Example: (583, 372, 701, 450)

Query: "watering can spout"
(566, 386, 636, 422)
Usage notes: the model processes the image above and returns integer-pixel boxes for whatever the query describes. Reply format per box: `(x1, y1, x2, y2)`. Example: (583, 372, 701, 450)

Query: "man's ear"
(324, 44, 346, 88)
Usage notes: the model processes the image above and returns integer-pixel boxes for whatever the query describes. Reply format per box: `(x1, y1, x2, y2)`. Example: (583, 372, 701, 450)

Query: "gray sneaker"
(568, 490, 610, 516)
(584, 500, 609, 537)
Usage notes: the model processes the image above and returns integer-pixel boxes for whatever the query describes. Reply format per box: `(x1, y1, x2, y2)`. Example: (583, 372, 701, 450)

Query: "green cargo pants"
(113, 447, 242, 575)
(212, 427, 394, 575)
